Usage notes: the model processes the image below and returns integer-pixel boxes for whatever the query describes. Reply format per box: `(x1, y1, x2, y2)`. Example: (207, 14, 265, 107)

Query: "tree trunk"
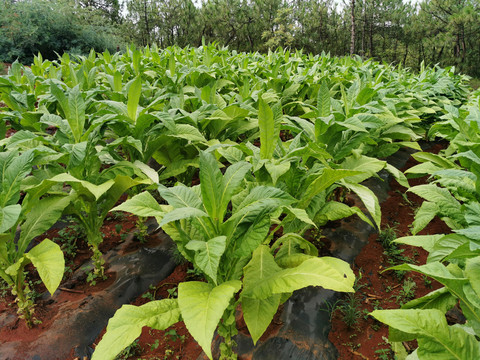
(350, 0, 356, 55)
(143, 0, 150, 46)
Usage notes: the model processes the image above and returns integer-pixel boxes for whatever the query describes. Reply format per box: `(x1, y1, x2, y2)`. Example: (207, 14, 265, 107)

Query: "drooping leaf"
(244, 247, 354, 299)
(92, 300, 180, 360)
(18, 195, 71, 255)
(411, 202, 439, 235)
(343, 182, 381, 228)
(112, 191, 165, 218)
(371, 309, 480, 360)
(178, 280, 241, 360)
(298, 168, 361, 209)
(242, 295, 281, 345)
(26, 239, 64, 295)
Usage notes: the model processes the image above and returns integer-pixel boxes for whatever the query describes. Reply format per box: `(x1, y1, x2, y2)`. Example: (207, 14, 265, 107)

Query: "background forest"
(1, 0, 479, 77)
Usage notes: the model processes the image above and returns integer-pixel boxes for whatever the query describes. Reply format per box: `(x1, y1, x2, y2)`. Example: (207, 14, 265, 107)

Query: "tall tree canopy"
(2, 0, 480, 77)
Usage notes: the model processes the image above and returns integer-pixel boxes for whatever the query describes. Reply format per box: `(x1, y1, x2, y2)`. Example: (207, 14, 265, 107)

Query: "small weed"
(319, 299, 342, 321)
(395, 189, 413, 206)
(0, 283, 8, 301)
(107, 211, 127, 222)
(54, 219, 85, 261)
(395, 278, 417, 305)
(169, 246, 187, 265)
(423, 275, 432, 288)
(165, 329, 185, 342)
(166, 287, 178, 298)
(375, 348, 393, 360)
(115, 223, 123, 234)
(401, 278, 416, 298)
(339, 293, 362, 328)
(115, 339, 141, 360)
(150, 339, 160, 351)
(309, 228, 324, 248)
(141, 284, 158, 301)
(135, 216, 149, 243)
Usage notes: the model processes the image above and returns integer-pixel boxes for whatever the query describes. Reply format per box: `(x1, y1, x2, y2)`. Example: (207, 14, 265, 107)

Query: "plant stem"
(14, 271, 34, 328)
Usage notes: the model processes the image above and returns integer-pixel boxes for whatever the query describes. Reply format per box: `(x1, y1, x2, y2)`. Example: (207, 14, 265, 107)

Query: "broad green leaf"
(186, 236, 226, 284)
(465, 257, 480, 297)
(341, 155, 385, 184)
(385, 163, 410, 188)
(395, 234, 444, 253)
(26, 239, 64, 295)
(229, 186, 295, 223)
(268, 257, 355, 295)
(412, 202, 439, 235)
(133, 160, 159, 184)
(402, 287, 457, 313)
(160, 186, 203, 209)
(159, 207, 208, 227)
(371, 309, 480, 360)
(171, 124, 207, 143)
(343, 182, 381, 228)
(0, 150, 34, 207)
(243, 246, 282, 297)
(127, 76, 142, 123)
(199, 152, 223, 220)
(428, 234, 471, 263)
(317, 81, 331, 118)
(455, 226, 480, 241)
(244, 248, 354, 299)
(50, 82, 70, 119)
(285, 206, 316, 227)
(265, 161, 290, 185)
(388, 262, 480, 326)
(178, 280, 241, 360)
(0, 204, 21, 233)
(298, 169, 361, 209)
(67, 86, 86, 143)
(409, 185, 462, 214)
(273, 233, 318, 265)
(258, 96, 276, 159)
(112, 191, 164, 217)
(50, 173, 114, 200)
(18, 195, 71, 255)
(315, 201, 374, 228)
(218, 161, 251, 219)
(242, 295, 281, 345)
(92, 299, 180, 360)
(100, 175, 151, 218)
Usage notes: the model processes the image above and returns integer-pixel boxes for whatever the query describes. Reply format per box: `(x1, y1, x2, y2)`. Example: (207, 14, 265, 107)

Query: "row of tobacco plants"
(0, 44, 475, 359)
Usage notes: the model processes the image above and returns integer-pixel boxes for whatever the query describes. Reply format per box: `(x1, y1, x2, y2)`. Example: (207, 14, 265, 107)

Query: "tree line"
(1, 0, 479, 77)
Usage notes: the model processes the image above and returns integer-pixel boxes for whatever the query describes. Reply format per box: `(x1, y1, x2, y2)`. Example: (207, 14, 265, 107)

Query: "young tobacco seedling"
(93, 151, 356, 360)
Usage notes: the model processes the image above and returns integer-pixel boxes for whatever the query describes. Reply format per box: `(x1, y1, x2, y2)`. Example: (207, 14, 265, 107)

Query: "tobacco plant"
(92, 151, 356, 360)
(0, 150, 68, 327)
(371, 96, 480, 359)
